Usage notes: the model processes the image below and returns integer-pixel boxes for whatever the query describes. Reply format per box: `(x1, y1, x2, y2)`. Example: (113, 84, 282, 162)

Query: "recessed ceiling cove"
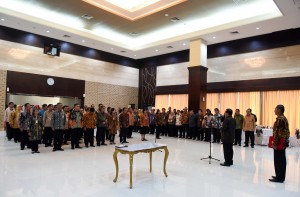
(82, 0, 187, 21)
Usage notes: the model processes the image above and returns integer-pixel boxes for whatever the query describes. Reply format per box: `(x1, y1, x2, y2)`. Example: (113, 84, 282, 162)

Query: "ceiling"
(0, 0, 300, 59)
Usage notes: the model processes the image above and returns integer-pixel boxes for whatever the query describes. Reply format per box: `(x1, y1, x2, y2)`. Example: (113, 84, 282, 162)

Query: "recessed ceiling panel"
(82, 0, 187, 21)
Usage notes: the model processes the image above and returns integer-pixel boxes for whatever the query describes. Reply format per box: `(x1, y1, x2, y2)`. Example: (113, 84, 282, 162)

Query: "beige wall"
(156, 44, 300, 85)
(84, 81, 138, 109)
(0, 69, 7, 130)
(0, 40, 139, 87)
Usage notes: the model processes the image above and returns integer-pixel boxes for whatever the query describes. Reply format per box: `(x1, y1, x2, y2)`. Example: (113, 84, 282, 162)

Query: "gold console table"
(113, 143, 169, 189)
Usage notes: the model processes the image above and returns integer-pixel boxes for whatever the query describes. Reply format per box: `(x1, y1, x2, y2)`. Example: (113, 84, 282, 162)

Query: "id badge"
(35, 120, 38, 124)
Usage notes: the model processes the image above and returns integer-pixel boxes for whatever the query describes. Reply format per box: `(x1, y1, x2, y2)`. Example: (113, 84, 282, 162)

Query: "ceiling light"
(134, 55, 137, 57)
(155, 49, 159, 52)
(1, 18, 5, 21)
(182, 43, 186, 46)
(63, 35, 71, 38)
(165, 14, 169, 17)
(46, 30, 50, 33)
(213, 36, 216, 39)
(111, 48, 114, 50)
(82, 40, 85, 42)
(256, 27, 260, 30)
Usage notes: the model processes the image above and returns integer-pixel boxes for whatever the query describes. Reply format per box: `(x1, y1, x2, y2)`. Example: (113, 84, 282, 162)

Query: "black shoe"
(75, 146, 82, 149)
(52, 149, 56, 152)
(220, 162, 231, 167)
(243, 145, 248, 147)
(251, 146, 254, 148)
(97, 144, 100, 146)
(90, 145, 95, 147)
(32, 151, 35, 154)
(101, 143, 107, 146)
(45, 145, 48, 147)
(239, 144, 241, 146)
(123, 141, 129, 143)
(212, 141, 216, 143)
(58, 148, 64, 151)
(269, 178, 284, 183)
(71, 147, 75, 150)
(85, 145, 89, 148)
(233, 143, 237, 145)
(21, 148, 24, 150)
(272, 176, 276, 179)
(35, 151, 40, 153)
(156, 137, 161, 139)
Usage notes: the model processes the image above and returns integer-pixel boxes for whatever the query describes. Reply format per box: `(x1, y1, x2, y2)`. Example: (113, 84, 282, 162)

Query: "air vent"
(63, 35, 71, 38)
(230, 31, 239, 35)
(233, 0, 247, 4)
(166, 46, 173, 49)
(120, 51, 126, 53)
(170, 17, 180, 22)
(129, 32, 138, 36)
(81, 14, 93, 20)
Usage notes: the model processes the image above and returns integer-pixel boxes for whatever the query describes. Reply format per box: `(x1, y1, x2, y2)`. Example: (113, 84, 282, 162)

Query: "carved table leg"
(113, 151, 119, 183)
(149, 151, 152, 173)
(129, 153, 134, 189)
(163, 147, 169, 177)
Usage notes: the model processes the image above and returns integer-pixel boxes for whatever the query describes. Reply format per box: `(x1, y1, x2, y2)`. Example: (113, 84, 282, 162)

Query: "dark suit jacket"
(221, 116, 236, 144)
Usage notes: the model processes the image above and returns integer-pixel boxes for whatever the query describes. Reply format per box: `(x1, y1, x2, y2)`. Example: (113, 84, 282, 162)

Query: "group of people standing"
(3, 102, 290, 183)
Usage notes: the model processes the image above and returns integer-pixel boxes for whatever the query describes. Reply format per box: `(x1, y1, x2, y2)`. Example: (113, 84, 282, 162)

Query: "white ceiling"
(0, 0, 300, 59)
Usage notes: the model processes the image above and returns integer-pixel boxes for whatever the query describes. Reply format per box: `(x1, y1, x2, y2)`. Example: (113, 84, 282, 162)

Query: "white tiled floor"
(0, 131, 299, 197)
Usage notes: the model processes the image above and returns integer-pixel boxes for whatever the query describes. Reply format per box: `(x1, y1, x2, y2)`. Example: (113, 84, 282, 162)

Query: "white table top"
(115, 143, 167, 152)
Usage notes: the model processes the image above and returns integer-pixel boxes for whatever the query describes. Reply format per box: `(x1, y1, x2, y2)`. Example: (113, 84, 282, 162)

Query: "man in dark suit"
(220, 109, 236, 167)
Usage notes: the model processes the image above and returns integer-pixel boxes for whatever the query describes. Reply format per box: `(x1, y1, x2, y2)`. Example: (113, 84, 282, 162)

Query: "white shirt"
(4, 107, 15, 122)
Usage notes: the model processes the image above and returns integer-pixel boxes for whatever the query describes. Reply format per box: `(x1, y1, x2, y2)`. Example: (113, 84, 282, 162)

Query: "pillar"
(188, 39, 208, 112)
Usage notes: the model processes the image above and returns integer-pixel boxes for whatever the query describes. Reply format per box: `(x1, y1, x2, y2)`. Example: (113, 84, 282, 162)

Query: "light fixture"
(213, 36, 216, 39)
(1, 18, 5, 21)
(46, 30, 50, 33)
(82, 40, 85, 42)
(256, 27, 260, 30)
(111, 48, 114, 50)
(134, 55, 137, 57)
(182, 43, 186, 46)
(155, 49, 159, 52)
(165, 14, 169, 16)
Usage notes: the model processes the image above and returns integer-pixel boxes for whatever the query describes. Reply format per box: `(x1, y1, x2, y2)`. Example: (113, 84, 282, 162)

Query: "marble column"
(188, 39, 208, 112)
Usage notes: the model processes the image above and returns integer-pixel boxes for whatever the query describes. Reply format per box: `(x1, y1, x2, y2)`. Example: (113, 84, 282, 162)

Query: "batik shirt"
(213, 113, 223, 129)
(273, 114, 290, 147)
(51, 110, 66, 130)
(18, 111, 31, 131)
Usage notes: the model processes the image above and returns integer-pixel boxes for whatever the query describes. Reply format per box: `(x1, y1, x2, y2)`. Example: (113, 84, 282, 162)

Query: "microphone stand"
(201, 121, 220, 164)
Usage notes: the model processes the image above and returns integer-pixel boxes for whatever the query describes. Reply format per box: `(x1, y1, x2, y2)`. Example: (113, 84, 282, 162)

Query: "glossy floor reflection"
(0, 131, 299, 197)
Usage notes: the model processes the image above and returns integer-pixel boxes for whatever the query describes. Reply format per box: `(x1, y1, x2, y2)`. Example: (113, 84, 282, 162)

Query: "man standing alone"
(220, 109, 236, 167)
(269, 105, 290, 183)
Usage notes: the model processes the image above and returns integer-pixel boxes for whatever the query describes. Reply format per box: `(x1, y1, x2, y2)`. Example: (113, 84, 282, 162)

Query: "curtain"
(262, 91, 279, 128)
(169, 94, 188, 111)
(155, 95, 169, 110)
(278, 90, 300, 135)
(219, 92, 239, 114)
(239, 92, 261, 124)
(206, 93, 219, 111)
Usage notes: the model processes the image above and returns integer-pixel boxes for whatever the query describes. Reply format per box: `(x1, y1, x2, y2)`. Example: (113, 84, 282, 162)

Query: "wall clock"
(47, 78, 55, 86)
